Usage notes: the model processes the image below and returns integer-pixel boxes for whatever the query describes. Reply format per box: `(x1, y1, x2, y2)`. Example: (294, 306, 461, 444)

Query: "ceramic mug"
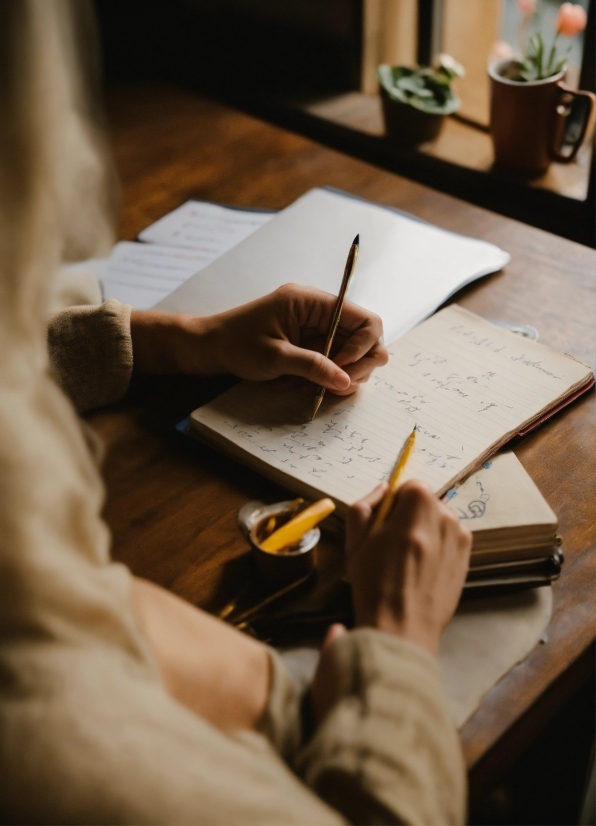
(488, 59, 595, 174)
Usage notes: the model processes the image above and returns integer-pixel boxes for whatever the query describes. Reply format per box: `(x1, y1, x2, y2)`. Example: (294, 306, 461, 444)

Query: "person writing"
(0, 1, 471, 823)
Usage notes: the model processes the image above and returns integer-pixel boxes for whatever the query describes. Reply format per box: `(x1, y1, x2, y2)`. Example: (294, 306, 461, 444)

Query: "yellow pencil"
(259, 498, 336, 553)
(371, 425, 417, 533)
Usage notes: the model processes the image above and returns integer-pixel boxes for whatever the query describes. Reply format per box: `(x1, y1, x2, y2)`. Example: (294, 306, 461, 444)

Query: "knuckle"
(269, 343, 286, 372)
(348, 501, 366, 520)
(401, 479, 433, 501)
(275, 283, 298, 302)
(377, 343, 389, 365)
(371, 312, 384, 333)
(408, 531, 428, 559)
(310, 350, 329, 381)
(442, 509, 460, 529)
(459, 523, 473, 549)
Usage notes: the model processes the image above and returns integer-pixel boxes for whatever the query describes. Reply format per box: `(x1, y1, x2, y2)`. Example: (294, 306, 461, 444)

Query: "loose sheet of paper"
(192, 305, 591, 509)
(66, 202, 274, 310)
(158, 188, 510, 344)
(138, 200, 275, 252)
(99, 242, 222, 309)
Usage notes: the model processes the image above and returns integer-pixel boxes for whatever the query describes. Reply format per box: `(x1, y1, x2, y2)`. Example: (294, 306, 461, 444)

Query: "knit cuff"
(257, 647, 303, 761)
(295, 628, 466, 826)
(48, 299, 133, 413)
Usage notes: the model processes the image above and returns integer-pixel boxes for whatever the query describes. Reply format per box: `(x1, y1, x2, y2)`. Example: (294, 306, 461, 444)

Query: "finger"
(389, 479, 440, 534)
(340, 345, 389, 384)
(346, 502, 372, 557)
(334, 323, 387, 368)
(361, 482, 389, 511)
(273, 341, 351, 391)
(346, 483, 388, 555)
(321, 623, 347, 650)
(336, 300, 384, 337)
(439, 513, 471, 596)
(437, 500, 472, 557)
(290, 287, 384, 339)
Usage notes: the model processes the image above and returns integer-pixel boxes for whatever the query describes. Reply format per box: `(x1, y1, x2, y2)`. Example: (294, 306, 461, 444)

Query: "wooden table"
(92, 83, 596, 798)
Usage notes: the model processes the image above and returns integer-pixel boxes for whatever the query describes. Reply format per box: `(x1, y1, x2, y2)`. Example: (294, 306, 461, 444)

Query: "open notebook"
(190, 305, 593, 517)
(156, 187, 510, 344)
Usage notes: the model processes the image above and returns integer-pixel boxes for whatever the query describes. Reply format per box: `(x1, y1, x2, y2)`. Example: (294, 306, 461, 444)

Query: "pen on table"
(310, 233, 360, 421)
(370, 425, 417, 533)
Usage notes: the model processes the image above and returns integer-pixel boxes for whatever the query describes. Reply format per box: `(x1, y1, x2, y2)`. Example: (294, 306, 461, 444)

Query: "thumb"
(322, 623, 347, 649)
(274, 341, 351, 391)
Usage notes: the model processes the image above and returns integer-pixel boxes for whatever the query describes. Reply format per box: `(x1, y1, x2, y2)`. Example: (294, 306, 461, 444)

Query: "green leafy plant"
(377, 55, 464, 115)
(519, 32, 568, 80)
(511, 2, 588, 82)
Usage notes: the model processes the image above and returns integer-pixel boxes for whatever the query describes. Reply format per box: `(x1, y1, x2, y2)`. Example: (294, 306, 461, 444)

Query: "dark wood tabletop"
(91, 83, 596, 794)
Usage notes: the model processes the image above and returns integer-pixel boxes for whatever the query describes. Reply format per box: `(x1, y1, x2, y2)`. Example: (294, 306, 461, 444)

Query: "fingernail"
(333, 372, 350, 390)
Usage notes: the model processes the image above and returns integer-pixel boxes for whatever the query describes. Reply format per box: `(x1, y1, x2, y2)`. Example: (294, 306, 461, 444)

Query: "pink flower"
(490, 41, 516, 61)
(556, 3, 588, 36)
(516, 0, 537, 18)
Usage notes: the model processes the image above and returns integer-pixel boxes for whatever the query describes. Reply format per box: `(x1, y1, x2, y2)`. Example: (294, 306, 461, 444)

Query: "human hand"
(346, 480, 471, 656)
(130, 283, 388, 394)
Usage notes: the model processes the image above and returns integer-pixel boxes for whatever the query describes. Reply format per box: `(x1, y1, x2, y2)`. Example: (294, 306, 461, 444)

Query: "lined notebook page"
(191, 305, 592, 511)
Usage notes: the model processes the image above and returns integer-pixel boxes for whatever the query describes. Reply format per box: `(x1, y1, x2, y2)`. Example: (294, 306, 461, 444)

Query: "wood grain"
(91, 84, 596, 779)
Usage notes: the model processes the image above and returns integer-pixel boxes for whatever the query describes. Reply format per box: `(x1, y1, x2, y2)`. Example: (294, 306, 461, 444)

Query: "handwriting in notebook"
(192, 305, 591, 507)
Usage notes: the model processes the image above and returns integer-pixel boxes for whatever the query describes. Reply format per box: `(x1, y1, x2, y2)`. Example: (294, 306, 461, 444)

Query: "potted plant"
(488, 1, 594, 173)
(377, 54, 464, 146)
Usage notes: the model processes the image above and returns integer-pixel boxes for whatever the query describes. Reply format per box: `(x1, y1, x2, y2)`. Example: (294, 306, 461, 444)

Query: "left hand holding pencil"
(130, 283, 388, 392)
(346, 480, 472, 656)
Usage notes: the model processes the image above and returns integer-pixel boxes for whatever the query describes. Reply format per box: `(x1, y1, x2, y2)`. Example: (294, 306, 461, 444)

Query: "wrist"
(130, 311, 223, 376)
(355, 602, 440, 657)
(174, 313, 226, 376)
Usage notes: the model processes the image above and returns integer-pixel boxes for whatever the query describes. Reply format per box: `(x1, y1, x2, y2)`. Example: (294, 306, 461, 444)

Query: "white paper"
(99, 242, 221, 310)
(157, 188, 510, 344)
(138, 200, 275, 253)
(66, 202, 274, 310)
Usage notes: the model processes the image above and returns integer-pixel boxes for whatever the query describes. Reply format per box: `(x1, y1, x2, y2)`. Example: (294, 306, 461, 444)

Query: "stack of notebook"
(150, 187, 592, 593)
(445, 453, 561, 590)
(187, 304, 592, 591)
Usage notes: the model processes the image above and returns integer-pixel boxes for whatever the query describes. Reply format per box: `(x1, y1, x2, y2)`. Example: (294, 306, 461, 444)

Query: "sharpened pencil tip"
(310, 394, 323, 421)
(353, 233, 360, 246)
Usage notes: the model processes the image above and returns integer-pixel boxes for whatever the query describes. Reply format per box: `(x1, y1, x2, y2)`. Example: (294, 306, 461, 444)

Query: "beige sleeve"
(1, 366, 465, 824)
(294, 629, 467, 826)
(47, 298, 133, 412)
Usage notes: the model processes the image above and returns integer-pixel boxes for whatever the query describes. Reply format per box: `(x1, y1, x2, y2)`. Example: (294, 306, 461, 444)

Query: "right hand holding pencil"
(347, 480, 472, 656)
(130, 283, 388, 393)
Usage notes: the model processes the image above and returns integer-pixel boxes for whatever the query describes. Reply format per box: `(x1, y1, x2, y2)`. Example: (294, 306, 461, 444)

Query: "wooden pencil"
(371, 425, 417, 533)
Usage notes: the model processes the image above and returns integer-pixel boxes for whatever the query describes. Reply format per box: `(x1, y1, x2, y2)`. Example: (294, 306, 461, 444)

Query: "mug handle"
(551, 82, 596, 164)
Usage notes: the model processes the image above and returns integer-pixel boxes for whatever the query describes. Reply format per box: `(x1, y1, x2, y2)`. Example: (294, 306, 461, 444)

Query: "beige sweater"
(0, 298, 465, 823)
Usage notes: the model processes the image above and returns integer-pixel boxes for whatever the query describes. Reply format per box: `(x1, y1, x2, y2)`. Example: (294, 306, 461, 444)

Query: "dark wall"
(94, 0, 362, 101)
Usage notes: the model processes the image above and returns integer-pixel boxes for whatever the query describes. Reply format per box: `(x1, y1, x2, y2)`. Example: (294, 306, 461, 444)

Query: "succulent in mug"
(516, 1, 588, 81)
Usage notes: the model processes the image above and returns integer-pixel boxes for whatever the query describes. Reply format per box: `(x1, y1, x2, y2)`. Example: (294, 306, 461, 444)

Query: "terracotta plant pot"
(488, 58, 596, 174)
(380, 86, 445, 145)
